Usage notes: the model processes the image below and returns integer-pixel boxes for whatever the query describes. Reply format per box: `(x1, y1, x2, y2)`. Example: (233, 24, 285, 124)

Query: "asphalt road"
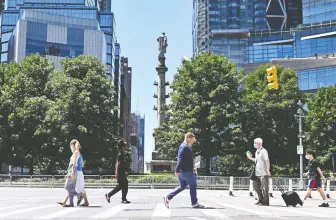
(0, 188, 335, 220)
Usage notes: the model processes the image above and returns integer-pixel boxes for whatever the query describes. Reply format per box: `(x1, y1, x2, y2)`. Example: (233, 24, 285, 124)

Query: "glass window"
(1, 53, 8, 62)
(2, 43, 9, 52)
(67, 27, 84, 46)
(1, 32, 12, 42)
(27, 21, 48, 41)
(25, 39, 83, 58)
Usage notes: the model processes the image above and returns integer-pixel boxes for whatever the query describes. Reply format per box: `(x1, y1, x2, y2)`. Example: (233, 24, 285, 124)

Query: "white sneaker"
(192, 202, 205, 208)
(163, 196, 170, 209)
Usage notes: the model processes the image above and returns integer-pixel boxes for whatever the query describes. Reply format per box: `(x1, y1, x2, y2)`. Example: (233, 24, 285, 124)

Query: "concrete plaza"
(0, 188, 335, 219)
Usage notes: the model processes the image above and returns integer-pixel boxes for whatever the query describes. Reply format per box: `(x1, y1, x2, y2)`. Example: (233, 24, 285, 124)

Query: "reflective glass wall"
(294, 26, 336, 58)
(247, 32, 293, 63)
(303, 0, 336, 24)
(298, 66, 336, 91)
(0, 0, 115, 76)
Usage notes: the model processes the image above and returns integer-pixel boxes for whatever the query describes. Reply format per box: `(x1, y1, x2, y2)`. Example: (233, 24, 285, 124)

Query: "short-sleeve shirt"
(308, 159, 320, 179)
(117, 152, 126, 176)
(255, 148, 269, 176)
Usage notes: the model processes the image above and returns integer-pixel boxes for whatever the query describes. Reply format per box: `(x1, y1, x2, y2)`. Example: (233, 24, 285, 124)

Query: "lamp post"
(295, 100, 305, 190)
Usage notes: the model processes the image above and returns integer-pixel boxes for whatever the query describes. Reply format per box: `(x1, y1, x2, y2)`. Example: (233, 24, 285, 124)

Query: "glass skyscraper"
(194, 0, 336, 93)
(193, 0, 302, 67)
(1, 0, 115, 77)
(242, 0, 336, 93)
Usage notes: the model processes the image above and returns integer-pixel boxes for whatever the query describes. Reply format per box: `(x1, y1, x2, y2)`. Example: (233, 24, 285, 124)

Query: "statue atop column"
(157, 32, 168, 58)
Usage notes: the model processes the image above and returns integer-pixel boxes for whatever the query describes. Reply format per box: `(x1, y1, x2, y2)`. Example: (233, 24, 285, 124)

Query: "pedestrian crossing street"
(1, 188, 336, 219)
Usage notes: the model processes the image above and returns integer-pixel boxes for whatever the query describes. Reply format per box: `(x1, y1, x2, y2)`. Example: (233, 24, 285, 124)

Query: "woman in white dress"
(57, 140, 89, 207)
(73, 140, 89, 206)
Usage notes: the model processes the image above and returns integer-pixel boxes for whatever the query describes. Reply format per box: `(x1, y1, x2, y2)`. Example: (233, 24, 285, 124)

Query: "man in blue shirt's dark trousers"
(164, 132, 205, 209)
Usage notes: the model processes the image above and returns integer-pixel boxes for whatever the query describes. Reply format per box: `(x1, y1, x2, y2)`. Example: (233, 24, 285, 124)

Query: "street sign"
(297, 145, 303, 155)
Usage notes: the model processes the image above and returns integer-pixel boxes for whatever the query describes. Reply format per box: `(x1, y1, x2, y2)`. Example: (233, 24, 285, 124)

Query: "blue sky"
(112, 0, 193, 169)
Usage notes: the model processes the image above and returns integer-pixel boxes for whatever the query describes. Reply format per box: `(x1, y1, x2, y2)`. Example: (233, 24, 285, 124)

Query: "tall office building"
(1, 0, 116, 77)
(129, 113, 145, 173)
(130, 113, 139, 173)
(120, 57, 132, 144)
(114, 42, 121, 119)
(193, 0, 302, 67)
(302, 0, 336, 24)
(244, 0, 336, 93)
(138, 115, 145, 173)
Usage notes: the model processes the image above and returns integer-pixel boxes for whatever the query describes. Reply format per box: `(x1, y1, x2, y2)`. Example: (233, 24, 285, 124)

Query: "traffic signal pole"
(296, 100, 305, 190)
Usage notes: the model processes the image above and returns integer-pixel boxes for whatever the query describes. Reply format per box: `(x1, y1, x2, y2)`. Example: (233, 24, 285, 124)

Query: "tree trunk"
(29, 160, 34, 175)
(205, 156, 211, 176)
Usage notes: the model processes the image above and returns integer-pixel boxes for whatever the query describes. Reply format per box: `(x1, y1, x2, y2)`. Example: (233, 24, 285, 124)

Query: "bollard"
(326, 180, 331, 199)
(249, 180, 253, 197)
(229, 176, 234, 196)
(289, 179, 292, 191)
(269, 178, 273, 197)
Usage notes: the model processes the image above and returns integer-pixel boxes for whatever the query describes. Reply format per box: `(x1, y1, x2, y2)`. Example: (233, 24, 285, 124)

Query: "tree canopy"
(306, 86, 336, 167)
(0, 54, 121, 174)
(154, 52, 244, 175)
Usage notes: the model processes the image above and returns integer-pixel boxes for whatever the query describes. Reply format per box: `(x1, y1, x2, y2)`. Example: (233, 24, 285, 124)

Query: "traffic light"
(266, 66, 279, 90)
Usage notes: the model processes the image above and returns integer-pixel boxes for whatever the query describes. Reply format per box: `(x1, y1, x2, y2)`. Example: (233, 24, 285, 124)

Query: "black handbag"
(250, 165, 257, 181)
(250, 149, 263, 181)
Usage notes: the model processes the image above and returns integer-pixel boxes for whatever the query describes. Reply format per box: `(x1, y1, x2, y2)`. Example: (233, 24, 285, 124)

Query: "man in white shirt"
(247, 138, 270, 206)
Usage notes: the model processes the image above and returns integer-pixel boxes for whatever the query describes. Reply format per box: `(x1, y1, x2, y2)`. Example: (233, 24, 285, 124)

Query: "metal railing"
(1, 174, 336, 192)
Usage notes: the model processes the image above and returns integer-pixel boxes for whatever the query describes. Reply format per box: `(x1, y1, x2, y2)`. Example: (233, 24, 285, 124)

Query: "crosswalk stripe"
(189, 217, 206, 220)
(0, 205, 55, 218)
(262, 206, 333, 218)
(200, 209, 230, 219)
(152, 203, 170, 217)
(33, 207, 80, 219)
(0, 204, 27, 211)
(217, 203, 273, 217)
(90, 204, 126, 218)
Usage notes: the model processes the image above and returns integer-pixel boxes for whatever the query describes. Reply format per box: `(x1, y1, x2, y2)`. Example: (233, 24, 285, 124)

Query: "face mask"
(70, 146, 75, 153)
(305, 155, 310, 160)
(254, 143, 258, 148)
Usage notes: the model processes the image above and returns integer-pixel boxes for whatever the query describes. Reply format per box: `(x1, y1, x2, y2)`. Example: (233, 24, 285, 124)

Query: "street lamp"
(295, 100, 305, 190)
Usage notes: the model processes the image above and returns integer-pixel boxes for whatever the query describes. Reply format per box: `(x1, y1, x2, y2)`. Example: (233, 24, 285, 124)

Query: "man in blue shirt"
(164, 132, 205, 209)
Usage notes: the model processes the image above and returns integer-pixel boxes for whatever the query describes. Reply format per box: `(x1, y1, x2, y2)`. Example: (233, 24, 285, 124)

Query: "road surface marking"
(200, 209, 230, 219)
(217, 203, 287, 219)
(33, 208, 80, 219)
(90, 204, 126, 218)
(152, 203, 171, 217)
(0, 205, 55, 218)
(262, 206, 333, 218)
(0, 204, 26, 211)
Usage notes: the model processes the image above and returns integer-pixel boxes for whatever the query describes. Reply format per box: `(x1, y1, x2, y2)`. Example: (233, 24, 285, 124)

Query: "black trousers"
(108, 175, 128, 200)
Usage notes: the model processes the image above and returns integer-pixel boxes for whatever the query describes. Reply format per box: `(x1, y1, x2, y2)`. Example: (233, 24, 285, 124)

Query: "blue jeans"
(167, 171, 198, 205)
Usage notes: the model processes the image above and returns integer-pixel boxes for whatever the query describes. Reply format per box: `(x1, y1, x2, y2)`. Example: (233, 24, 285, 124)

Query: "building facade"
(1, 0, 116, 77)
(114, 42, 121, 119)
(130, 113, 139, 173)
(192, 0, 302, 68)
(120, 57, 132, 144)
(129, 113, 145, 173)
(10, 10, 106, 69)
(194, 0, 336, 92)
(138, 116, 145, 173)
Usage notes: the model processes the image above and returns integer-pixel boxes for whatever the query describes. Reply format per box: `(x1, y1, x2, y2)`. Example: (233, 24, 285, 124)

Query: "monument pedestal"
(145, 151, 177, 173)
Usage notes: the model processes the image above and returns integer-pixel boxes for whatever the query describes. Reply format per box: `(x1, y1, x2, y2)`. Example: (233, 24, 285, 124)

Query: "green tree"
(45, 55, 120, 172)
(1, 55, 54, 174)
(240, 65, 306, 176)
(0, 62, 18, 166)
(306, 86, 336, 167)
(154, 53, 243, 175)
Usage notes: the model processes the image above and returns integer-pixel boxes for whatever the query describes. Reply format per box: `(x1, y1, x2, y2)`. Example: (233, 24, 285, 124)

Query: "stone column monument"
(156, 32, 169, 127)
(146, 32, 177, 173)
